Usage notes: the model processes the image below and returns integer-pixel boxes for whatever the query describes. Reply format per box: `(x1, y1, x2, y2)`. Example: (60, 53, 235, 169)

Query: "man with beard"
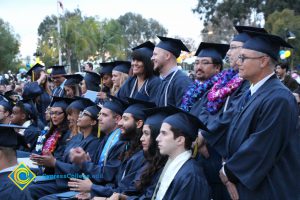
(67, 98, 154, 200)
(151, 36, 192, 107)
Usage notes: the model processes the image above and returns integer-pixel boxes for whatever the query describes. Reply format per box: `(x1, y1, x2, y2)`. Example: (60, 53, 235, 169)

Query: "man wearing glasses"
(49, 65, 67, 97)
(217, 31, 300, 199)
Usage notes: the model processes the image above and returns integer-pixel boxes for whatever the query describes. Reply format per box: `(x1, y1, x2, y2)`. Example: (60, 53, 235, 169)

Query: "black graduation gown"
(190, 80, 249, 200)
(126, 166, 163, 200)
(116, 76, 161, 102)
(81, 140, 126, 185)
(54, 134, 101, 189)
(159, 159, 210, 200)
(28, 133, 100, 199)
(20, 124, 40, 152)
(155, 70, 192, 107)
(223, 76, 300, 199)
(90, 150, 146, 197)
(0, 171, 32, 200)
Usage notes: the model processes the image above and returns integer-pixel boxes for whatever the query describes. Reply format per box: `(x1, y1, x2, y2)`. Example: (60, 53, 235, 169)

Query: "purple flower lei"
(206, 68, 243, 114)
(180, 72, 224, 112)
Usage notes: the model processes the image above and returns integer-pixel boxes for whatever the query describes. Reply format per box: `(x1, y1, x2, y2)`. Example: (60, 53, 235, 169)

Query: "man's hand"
(197, 131, 210, 158)
(69, 147, 90, 165)
(68, 178, 93, 193)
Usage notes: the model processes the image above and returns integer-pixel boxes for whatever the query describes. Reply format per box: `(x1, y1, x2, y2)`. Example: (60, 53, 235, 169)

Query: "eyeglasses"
(229, 46, 243, 50)
(79, 111, 92, 118)
(50, 111, 64, 116)
(238, 55, 265, 63)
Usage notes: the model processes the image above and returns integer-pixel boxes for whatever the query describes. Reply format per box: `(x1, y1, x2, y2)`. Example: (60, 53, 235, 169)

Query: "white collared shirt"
(249, 72, 274, 96)
(160, 66, 178, 80)
(19, 120, 31, 136)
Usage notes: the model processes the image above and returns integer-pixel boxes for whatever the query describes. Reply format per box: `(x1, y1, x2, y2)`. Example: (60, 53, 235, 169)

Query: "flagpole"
(57, 1, 62, 65)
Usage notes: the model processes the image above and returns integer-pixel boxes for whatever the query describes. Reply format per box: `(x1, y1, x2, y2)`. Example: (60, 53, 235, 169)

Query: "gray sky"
(0, 0, 203, 58)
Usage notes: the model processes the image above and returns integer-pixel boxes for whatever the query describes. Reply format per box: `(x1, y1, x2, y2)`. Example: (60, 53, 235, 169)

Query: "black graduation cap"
(84, 71, 101, 92)
(4, 90, 20, 105)
(143, 106, 178, 138)
(22, 82, 43, 100)
(0, 124, 28, 148)
(103, 94, 128, 115)
(84, 105, 101, 120)
(99, 62, 115, 75)
(26, 63, 45, 77)
(0, 77, 9, 85)
(67, 96, 95, 112)
(50, 96, 74, 110)
(63, 74, 84, 86)
(242, 31, 293, 61)
(233, 26, 268, 43)
(132, 41, 155, 59)
(113, 61, 131, 74)
(195, 42, 229, 62)
(49, 65, 66, 76)
(124, 98, 156, 120)
(18, 99, 37, 118)
(0, 99, 13, 112)
(163, 106, 209, 140)
(156, 36, 190, 58)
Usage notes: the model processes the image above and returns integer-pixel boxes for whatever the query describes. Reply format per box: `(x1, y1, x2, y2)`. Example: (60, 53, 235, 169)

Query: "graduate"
(181, 42, 229, 112)
(111, 61, 131, 96)
(98, 62, 115, 101)
(109, 107, 174, 200)
(72, 98, 155, 199)
(34, 104, 101, 200)
(214, 31, 300, 199)
(46, 95, 127, 199)
(63, 74, 83, 98)
(26, 63, 51, 125)
(11, 100, 40, 152)
(117, 41, 161, 102)
(150, 108, 210, 200)
(0, 124, 32, 200)
(0, 98, 13, 124)
(151, 36, 192, 107)
(49, 65, 67, 97)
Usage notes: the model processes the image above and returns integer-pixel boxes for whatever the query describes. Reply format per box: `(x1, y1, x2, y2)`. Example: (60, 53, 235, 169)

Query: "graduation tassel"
(32, 71, 35, 82)
(97, 121, 101, 138)
(192, 141, 198, 158)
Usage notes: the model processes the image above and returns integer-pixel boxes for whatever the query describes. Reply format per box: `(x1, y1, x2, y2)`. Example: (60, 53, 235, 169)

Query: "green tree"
(96, 19, 126, 61)
(117, 12, 168, 58)
(263, 0, 300, 18)
(0, 18, 20, 73)
(265, 9, 300, 67)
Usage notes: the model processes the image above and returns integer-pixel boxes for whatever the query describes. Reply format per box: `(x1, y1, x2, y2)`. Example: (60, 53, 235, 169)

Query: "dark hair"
(171, 126, 193, 150)
(277, 62, 289, 71)
(212, 58, 223, 71)
(119, 117, 142, 161)
(131, 51, 154, 79)
(48, 109, 69, 136)
(15, 101, 36, 123)
(86, 62, 93, 70)
(136, 125, 168, 191)
(64, 85, 82, 97)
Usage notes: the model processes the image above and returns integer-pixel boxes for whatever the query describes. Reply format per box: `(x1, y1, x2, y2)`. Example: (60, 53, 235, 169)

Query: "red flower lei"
(42, 130, 61, 155)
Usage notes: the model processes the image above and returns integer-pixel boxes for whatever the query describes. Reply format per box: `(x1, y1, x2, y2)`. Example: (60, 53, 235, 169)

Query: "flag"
(57, 0, 64, 10)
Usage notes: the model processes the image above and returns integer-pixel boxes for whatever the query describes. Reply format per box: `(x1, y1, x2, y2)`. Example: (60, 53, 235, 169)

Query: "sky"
(0, 0, 203, 59)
